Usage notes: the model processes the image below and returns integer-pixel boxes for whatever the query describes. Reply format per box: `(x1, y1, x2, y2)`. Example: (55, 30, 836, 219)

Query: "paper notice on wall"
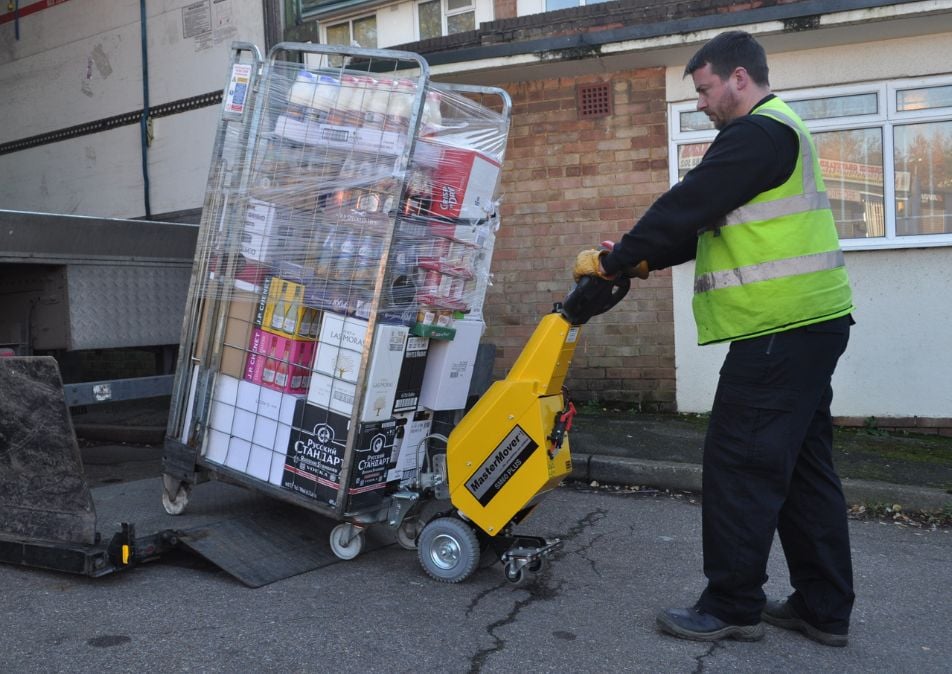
(185, 0, 237, 52)
(182, 1, 211, 39)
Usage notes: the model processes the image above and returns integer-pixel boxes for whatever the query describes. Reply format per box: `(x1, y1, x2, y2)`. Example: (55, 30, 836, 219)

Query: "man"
(573, 31, 855, 646)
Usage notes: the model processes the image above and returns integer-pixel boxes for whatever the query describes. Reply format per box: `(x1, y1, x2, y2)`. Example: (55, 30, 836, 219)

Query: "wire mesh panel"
(167, 42, 511, 520)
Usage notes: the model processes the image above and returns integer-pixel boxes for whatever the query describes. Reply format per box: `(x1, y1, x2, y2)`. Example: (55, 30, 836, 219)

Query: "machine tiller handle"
(559, 274, 630, 325)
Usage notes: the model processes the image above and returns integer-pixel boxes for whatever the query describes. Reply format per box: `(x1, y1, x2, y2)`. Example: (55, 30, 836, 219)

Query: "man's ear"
(732, 66, 749, 90)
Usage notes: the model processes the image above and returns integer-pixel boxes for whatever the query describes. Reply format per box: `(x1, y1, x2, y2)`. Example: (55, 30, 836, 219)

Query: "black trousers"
(696, 315, 854, 633)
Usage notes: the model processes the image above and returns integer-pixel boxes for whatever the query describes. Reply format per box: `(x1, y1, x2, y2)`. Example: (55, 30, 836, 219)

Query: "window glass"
(814, 129, 885, 239)
(787, 93, 878, 120)
(893, 121, 952, 235)
(418, 0, 441, 40)
(679, 110, 714, 132)
(676, 143, 711, 180)
(326, 23, 350, 46)
(546, 0, 578, 10)
(447, 11, 474, 34)
(353, 15, 377, 48)
(897, 85, 952, 112)
(447, 0, 469, 10)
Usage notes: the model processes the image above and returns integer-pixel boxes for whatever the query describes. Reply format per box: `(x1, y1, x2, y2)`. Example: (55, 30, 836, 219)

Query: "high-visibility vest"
(692, 97, 854, 345)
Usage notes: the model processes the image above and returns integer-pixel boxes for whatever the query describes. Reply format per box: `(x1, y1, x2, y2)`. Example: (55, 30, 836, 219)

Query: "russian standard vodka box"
(283, 402, 350, 506)
(346, 418, 400, 510)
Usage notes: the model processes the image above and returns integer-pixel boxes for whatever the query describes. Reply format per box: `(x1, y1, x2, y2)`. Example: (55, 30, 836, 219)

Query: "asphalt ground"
(2, 478, 950, 673)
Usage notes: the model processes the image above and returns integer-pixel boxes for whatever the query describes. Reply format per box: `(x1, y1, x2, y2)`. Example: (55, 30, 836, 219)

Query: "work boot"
(761, 599, 848, 647)
(657, 606, 765, 642)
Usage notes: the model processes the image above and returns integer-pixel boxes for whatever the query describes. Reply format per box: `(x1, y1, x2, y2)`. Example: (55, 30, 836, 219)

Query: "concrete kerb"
(572, 453, 952, 514)
(76, 427, 952, 514)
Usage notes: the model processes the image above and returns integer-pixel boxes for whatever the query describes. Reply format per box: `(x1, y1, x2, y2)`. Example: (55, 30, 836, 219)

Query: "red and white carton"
(418, 139, 500, 220)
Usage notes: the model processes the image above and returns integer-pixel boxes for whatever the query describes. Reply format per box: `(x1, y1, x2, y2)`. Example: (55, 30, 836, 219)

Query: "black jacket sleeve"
(601, 105, 800, 275)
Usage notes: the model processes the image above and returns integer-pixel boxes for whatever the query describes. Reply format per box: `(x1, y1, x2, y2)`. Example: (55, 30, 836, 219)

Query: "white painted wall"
(517, 0, 545, 17)
(668, 32, 952, 419)
(0, 0, 265, 218)
(672, 251, 952, 419)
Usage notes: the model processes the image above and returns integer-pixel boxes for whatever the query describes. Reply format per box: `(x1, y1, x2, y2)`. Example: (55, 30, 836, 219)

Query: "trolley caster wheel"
(161, 474, 190, 516)
(417, 517, 480, 584)
(330, 524, 365, 561)
(504, 562, 526, 585)
(396, 520, 419, 551)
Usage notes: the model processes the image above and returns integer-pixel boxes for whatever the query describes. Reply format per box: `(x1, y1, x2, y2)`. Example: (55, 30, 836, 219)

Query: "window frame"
(669, 76, 952, 251)
(416, 0, 476, 41)
(321, 12, 379, 50)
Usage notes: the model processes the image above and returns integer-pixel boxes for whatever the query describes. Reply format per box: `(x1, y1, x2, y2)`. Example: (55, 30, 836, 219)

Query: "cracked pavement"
(1, 480, 950, 673)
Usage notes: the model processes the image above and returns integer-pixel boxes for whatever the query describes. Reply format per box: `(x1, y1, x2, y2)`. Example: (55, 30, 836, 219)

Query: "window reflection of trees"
(894, 121, 952, 236)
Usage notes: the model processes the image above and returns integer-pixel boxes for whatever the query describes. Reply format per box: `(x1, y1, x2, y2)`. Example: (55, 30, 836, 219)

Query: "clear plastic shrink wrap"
(186, 52, 508, 503)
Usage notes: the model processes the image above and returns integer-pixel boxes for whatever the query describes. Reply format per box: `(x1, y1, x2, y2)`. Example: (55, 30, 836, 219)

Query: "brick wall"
(492, 0, 517, 21)
(486, 68, 677, 410)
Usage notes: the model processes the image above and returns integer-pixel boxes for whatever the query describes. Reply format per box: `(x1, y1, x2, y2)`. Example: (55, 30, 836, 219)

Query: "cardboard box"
(260, 276, 315, 340)
(194, 289, 262, 380)
(204, 429, 230, 464)
(393, 336, 429, 414)
(361, 324, 408, 422)
(319, 312, 368, 352)
(244, 330, 315, 395)
(273, 116, 407, 155)
(283, 403, 350, 505)
(418, 140, 500, 220)
(244, 198, 279, 237)
(419, 319, 484, 411)
(388, 409, 433, 484)
(347, 418, 400, 510)
(307, 372, 357, 416)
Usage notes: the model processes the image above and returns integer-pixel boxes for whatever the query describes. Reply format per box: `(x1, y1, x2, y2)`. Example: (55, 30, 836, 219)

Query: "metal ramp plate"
(175, 503, 393, 588)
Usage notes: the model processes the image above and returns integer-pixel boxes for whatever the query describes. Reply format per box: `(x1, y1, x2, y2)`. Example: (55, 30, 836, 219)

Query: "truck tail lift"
(0, 357, 178, 578)
(0, 276, 627, 584)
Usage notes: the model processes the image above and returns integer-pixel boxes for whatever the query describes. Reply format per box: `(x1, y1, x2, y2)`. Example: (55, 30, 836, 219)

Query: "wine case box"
(307, 317, 408, 422)
(259, 276, 317, 340)
(243, 328, 315, 395)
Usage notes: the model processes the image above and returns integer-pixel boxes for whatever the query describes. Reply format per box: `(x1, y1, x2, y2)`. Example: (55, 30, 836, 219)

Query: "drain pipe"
(139, 0, 152, 218)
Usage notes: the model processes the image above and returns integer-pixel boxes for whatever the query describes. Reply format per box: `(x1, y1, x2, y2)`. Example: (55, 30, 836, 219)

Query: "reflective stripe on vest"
(694, 249, 845, 293)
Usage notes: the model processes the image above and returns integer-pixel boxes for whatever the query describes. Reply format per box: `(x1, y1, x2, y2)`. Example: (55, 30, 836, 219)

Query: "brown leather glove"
(573, 249, 614, 282)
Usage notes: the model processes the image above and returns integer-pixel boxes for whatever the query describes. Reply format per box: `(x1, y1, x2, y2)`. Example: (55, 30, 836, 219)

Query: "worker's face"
(692, 63, 741, 130)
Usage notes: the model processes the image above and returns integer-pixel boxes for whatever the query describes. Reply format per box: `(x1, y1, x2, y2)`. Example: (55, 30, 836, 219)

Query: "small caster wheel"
(504, 562, 526, 585)
(417, 517, 480, 583)
(396, 520, 418, 550)
(330, 523, 365, 560)
(161, 474, 190, 516)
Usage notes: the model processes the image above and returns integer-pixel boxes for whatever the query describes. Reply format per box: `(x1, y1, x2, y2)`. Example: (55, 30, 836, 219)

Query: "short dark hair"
(684, 30, 769, 86)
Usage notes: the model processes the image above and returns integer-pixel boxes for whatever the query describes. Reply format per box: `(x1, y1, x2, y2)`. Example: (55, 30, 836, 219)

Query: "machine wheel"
(504, 562, 526, 585)
(396, 520, 419, 550)
(417, 517, 480, 584)
(329, 523, 365, 561)
(161, 475, 190, 516)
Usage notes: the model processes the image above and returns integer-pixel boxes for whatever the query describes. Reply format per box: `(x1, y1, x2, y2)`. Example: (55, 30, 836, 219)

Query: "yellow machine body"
(446, 313, 581, 536)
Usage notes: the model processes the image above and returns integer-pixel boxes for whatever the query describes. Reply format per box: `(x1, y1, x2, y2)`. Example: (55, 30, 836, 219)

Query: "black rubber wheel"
(504, 562, 526, 585)
(417, 517, 480, 583)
